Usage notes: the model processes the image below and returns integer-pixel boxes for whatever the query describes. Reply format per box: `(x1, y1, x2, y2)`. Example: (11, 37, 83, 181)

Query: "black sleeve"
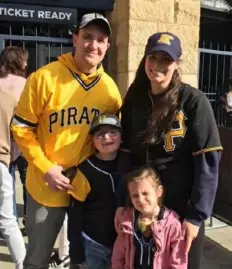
(116, 150, 133, 207)
(68, 196, 85, 264)
(116, 179, 127, 207)
(186, 151, 221, 226)
(189, 95, 222, 154)
(186, 94, 222, 225)
(120, 103, 132, 151)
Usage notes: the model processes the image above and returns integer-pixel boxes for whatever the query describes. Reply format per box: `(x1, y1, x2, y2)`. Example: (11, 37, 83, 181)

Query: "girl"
(117, 32, 222, 269)
(112, 167, 187, 269)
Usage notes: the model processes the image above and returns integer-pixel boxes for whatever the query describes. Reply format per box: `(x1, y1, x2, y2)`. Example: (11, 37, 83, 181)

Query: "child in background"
(112, 167, 187, 269)
(68, 114, 130, 269)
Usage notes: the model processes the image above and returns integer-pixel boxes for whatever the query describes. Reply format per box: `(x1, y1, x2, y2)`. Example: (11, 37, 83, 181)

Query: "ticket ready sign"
(0, 3, 77, 25)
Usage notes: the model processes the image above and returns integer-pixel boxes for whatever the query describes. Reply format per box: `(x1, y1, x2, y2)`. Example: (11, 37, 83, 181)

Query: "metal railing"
(0, 22, 73, 71)
(198, 42, 232, 126)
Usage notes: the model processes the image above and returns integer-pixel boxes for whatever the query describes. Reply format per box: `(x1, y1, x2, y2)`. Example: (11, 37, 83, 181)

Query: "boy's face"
(92, 125, 121, 155)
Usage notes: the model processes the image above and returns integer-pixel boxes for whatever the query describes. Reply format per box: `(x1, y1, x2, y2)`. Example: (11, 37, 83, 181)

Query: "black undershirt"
(134, 207, 165, 269)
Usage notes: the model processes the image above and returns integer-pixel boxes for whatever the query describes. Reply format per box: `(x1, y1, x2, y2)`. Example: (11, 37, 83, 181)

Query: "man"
(12, 13, 122, 269)
(0, 46, 28, 269)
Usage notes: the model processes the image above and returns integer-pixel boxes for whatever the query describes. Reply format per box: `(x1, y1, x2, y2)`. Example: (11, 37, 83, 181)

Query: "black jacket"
(121, 83, 222, 225)
(68, 151, 131, 264)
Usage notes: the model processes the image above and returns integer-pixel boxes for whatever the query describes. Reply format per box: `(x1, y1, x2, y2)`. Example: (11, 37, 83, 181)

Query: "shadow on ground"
(0, 252, 12, 263)
(203, 236, 232, 269)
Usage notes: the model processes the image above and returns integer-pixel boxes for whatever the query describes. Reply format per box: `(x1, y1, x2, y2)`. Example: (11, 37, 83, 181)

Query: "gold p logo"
(157, 34, 174, 46)
(163, 111, 187, 152)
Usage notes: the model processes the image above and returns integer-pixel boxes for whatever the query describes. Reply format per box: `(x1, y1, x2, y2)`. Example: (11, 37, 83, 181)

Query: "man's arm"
(11, 72, 54, 174)
(11, 72, 73, 190)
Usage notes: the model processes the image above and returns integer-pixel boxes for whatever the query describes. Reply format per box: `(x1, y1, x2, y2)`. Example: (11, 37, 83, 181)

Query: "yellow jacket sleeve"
(68, 170, 91, 201)
(11, 71, 54, 175)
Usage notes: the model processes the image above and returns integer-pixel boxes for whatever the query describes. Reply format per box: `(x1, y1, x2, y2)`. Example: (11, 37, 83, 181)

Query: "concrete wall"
(107, 0, 201, 97)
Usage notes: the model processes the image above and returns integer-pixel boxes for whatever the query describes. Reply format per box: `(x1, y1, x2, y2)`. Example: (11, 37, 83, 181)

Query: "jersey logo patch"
(157, 34, 174, 46)
(163, 111, 187, 152)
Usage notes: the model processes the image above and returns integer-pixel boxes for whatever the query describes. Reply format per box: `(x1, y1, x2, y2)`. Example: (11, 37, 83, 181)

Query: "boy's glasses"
(94, 129, 120, 139)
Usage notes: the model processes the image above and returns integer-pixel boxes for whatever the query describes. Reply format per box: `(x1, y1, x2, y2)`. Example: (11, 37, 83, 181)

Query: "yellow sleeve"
(112, 83, 122, 112)
(68, 170, 91, 201)
(11, 71, 54, 175)
(104, 75, 122, 114)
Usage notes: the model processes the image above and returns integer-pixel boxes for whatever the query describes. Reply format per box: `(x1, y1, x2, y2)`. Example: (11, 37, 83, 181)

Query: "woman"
(118, 32, 222, 269)
(0, 46, 29, 226)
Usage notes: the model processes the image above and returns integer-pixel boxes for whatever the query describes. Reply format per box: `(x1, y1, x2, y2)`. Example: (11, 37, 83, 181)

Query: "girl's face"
(128, 177, 163, 217)
(92, 126, 121, 155)
(145, 51, 179, 88)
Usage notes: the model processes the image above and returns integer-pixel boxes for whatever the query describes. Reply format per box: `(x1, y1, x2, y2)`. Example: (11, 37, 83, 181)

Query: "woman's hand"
(114, 207, 125, 233)
(182, 220, 200, 254)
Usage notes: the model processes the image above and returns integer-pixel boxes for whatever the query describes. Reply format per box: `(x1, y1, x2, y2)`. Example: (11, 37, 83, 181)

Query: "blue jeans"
(83, 236, 112, 269)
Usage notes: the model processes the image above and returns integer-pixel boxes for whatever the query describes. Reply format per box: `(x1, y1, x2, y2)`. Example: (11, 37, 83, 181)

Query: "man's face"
(73, 23, 110, 71)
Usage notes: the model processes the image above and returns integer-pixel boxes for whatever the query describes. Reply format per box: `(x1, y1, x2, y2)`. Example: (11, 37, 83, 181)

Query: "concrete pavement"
(1, 173, 232, 269)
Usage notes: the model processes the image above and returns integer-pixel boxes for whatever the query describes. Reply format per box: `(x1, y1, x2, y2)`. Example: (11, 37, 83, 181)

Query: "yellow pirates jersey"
(12, 53, 122, 207)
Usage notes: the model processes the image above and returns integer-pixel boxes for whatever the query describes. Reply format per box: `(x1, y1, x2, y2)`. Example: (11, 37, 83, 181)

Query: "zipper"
(148, 246, 151, 265)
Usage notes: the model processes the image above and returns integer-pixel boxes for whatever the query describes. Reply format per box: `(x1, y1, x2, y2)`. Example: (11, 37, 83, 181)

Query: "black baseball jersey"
(121, 84, 222, 218)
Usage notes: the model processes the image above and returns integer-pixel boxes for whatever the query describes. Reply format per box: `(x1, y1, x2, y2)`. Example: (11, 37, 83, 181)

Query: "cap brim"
(79, 18, 112, 36)
(89, 124, 121, 135)
(148, 45, 179, 61)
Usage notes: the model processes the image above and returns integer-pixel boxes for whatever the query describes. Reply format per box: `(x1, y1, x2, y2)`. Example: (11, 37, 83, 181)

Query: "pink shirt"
(112, 207, 188, 269)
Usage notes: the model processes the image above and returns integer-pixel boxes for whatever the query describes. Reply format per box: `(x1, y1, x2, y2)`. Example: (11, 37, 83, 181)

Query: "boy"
(68, 114, 130, 269)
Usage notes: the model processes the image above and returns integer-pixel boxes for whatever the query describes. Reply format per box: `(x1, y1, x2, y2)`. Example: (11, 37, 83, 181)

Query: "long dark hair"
(0, 46, 28, 78)
(123, 55, 183, 144)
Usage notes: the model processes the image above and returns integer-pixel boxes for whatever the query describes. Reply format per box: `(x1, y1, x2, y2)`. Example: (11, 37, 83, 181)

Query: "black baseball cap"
(90, 114, 121, 135)
(145, 32, 182, 61)
(75, 13, 112, 36)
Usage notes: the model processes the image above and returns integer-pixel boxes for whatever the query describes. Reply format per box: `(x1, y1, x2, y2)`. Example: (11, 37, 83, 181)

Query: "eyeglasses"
(94, 129, 120, 139)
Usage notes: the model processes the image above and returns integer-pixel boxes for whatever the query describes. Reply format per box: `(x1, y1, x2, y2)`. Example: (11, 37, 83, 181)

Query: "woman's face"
(145, 51, 179, 88)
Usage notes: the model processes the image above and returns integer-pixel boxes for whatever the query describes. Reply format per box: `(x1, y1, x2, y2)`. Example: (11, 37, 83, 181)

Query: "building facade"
(108, 0, 201, 96)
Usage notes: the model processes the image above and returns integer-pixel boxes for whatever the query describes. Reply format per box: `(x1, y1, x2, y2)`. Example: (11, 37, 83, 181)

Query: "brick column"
(107, 0, 200, 97)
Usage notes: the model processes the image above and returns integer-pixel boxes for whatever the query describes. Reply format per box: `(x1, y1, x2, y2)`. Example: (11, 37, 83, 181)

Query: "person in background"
(112, 167, 187, 269)
(220, 79, 232, 127)
(9, 153, 28, 227)
(0, 46, 28, 269)
(12, 13, 122, 269)
(0, 46, 28, 226)
(116, 32, 222, 269)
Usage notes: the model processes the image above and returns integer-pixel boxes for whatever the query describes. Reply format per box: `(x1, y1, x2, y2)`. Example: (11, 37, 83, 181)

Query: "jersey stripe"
(13, 115, 37, 128)
(192, 146, 223, 155)
(71, 71, 101, 91)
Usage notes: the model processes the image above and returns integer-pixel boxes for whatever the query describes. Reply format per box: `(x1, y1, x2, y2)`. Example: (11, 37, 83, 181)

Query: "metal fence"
(198, 41, 232, 126)
(0, 22, 73, 72)
(199, 41, 232, 226)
